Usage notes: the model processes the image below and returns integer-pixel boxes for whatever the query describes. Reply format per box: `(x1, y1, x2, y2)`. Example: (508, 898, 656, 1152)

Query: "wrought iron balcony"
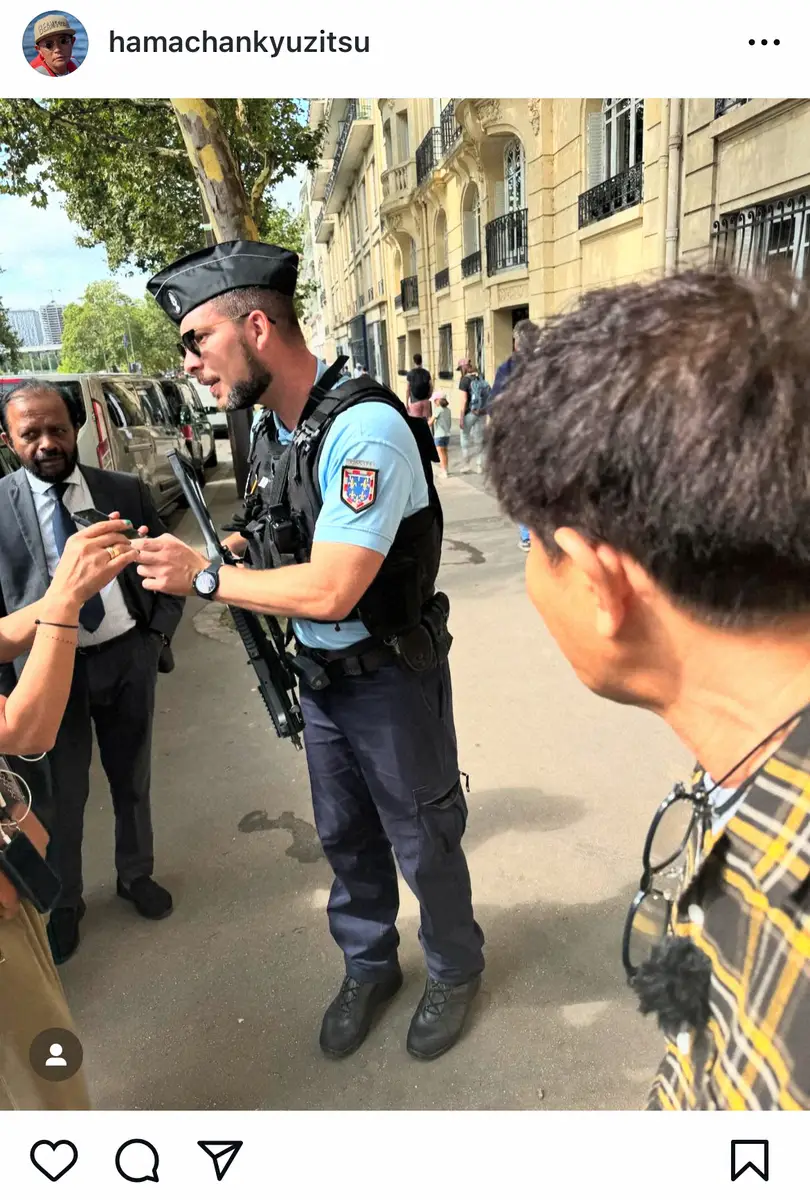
(578, 164, 643, 229)
(401, 275, 419, 311)
(712, 192, 810, 277)
(435, 267, 450, 291)
(461, 250, 482, 278)
(416, 128, 442, 187)
(714, 99, 750, 119)
(486, 209, 528, 275)
(323, 99, 373, 213)
(440, 100, 462, 156)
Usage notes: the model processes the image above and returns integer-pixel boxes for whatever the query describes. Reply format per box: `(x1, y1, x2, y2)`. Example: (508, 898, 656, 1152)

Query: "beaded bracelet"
(37, 631, 78, 646)
(35, 620, 80, 630)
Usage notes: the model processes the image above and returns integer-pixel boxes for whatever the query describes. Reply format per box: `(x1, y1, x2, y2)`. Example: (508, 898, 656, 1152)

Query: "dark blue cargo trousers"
(299, 659, 485, 985)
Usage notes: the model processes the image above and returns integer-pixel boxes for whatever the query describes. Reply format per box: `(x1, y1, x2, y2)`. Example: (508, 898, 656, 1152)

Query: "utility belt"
(289, 592, 453, 691)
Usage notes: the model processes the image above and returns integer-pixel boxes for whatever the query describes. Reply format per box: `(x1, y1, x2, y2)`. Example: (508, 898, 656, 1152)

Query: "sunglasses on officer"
(177, 311, 276, 359)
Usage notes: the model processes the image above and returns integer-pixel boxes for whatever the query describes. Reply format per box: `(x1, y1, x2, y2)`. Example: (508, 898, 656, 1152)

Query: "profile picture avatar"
(23, 11, 87, 77)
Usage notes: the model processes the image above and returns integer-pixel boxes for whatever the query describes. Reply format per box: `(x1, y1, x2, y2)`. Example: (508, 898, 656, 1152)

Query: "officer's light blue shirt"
(274, 362, 429, 650)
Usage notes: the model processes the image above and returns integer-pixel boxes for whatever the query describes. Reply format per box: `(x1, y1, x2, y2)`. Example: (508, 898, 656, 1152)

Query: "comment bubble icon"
(116, 1139, 160, 1183)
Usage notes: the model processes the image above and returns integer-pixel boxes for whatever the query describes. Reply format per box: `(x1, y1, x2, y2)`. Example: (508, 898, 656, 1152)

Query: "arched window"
(462, 184, 481, 257)
(435, 210, 448, 272)
(503, 138, 525, 213)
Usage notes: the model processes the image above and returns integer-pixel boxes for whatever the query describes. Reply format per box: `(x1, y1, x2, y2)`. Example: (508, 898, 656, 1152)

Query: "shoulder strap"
(264, 356, 349, 508)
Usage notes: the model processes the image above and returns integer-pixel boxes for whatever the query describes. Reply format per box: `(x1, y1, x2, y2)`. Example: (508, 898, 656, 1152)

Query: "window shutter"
(494, 180, 506, 218)
(587, 111, 606, 187)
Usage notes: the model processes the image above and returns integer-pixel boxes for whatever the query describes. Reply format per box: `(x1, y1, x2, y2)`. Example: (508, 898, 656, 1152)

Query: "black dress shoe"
(117, 876, 173, 919)
(320, 971, 403, 1059)
(406, 975, 482, 1060)
(47, 899, 87, 966)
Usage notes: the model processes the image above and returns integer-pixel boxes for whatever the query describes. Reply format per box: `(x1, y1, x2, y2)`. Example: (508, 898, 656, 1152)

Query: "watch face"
(195, 570, 217, 596)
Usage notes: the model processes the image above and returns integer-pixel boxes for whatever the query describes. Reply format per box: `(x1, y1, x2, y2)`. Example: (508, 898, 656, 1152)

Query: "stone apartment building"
(300, 99, 810, 399)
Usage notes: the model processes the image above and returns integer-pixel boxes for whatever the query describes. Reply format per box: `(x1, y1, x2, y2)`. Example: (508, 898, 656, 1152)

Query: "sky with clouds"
(0, 168, 307, 313)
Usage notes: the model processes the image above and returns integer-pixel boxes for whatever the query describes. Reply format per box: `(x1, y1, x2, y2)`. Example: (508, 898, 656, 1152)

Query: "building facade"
(301, 99, 810, 400)
(39, 303, 66, 344)
(8, 309, 44, 347)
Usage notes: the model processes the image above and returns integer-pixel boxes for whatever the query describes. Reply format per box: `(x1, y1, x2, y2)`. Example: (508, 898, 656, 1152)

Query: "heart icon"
(30, 1140, 79, 1182)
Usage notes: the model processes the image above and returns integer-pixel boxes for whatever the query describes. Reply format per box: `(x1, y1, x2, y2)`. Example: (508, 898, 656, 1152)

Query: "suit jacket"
(0, 465, 185, 695)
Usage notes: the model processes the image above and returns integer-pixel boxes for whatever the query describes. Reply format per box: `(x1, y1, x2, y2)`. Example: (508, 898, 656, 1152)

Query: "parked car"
(0, 442, 20, 477)
(160, 376, 217, 484)
(0, 373, 189, 514)
(189, 379, 229, 438)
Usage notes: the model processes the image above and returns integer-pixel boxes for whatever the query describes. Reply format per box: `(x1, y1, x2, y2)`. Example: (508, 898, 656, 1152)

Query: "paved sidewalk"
(65, 447, 690, 1110)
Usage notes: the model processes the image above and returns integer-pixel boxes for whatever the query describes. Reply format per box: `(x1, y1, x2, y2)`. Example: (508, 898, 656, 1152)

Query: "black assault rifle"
(168, 451, 305, 750)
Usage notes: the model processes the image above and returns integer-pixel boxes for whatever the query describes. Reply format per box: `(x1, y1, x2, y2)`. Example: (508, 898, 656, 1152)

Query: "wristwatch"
(192, 556, 223, 600)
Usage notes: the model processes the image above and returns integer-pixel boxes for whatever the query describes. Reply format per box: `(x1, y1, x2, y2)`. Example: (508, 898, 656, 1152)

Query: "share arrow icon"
(198, 1141, 243, 1181)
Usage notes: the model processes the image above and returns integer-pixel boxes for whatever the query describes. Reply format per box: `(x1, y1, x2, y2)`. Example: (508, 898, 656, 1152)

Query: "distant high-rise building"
(39, 303, 65, 344)
(8, 309, 44, 348)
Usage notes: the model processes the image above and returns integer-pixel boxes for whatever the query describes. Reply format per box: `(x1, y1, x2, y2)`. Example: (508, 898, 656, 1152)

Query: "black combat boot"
(406, 975, 482, 1060)
(319, 971, 403, 1058)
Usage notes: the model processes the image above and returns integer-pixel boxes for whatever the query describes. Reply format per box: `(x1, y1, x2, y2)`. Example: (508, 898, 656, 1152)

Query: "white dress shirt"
(25, 467, 136, 647)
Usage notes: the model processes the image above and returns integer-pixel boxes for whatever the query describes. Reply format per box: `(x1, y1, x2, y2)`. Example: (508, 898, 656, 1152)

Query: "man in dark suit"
(0, 379, 185, 964)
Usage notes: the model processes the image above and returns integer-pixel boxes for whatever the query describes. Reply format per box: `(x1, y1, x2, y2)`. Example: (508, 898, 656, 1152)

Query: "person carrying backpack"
(457, 359, 491, 474)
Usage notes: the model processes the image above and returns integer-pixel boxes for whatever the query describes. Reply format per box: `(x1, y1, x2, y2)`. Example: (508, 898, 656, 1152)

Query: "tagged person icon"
(45, 1042, 68, 1067)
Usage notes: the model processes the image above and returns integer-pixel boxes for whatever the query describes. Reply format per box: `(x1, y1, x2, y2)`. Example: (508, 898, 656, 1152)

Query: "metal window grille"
(401, 275, 419, 311)
(461, 250, 482, 278)
(485, 209, 528, 275)
(416, 128, 443, 187)
(440, 101, 462, 156)
(578, 163, 644, 229)
(438, 324, 453, 378)
(435, 267, 450, 291)
(712, 193, 810, 280)
(714, 99, 750, 119)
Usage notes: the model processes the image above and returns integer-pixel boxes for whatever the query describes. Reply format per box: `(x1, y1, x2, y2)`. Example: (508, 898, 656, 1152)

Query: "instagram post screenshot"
(1, 0, 809, 1192)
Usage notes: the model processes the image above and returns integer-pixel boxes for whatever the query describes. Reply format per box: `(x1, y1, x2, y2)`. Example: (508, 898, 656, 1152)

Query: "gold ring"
(107, 546, 120, 561)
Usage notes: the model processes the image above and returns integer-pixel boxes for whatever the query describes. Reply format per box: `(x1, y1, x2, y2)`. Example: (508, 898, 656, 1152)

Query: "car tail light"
(92, 399, 110, 466)
(181, 423, 193, 440)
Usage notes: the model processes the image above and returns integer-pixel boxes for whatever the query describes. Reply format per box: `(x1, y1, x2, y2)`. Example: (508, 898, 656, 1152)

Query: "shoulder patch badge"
(341, 463, 378, 512)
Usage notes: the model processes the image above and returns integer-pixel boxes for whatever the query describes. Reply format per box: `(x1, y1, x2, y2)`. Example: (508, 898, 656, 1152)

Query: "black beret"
(147, 240, 298, 324)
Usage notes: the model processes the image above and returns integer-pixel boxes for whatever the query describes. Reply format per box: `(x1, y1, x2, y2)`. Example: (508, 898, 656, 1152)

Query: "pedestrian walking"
(429, 392, 452, 477)
(457, 359, 491, 473)
(488, 267, 810, 1110)
(490, 320, 536, 550)
(142, 241, 484, 1062)
(405, 353, 432, 421)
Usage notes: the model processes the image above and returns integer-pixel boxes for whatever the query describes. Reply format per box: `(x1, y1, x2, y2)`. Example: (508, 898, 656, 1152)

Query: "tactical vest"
(242, 362, 444, 644)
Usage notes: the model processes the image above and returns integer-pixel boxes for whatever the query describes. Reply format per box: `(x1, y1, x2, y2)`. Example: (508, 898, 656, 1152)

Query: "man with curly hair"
(487, 269, 810, 1110)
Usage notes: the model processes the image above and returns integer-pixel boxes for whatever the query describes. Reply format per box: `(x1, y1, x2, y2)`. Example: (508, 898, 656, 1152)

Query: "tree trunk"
(170, 99, 259, 243)
(170, 99, 259, 491)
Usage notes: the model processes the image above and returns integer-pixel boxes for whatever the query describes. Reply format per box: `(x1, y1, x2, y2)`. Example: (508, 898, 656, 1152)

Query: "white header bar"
(4, 0, 807, 97)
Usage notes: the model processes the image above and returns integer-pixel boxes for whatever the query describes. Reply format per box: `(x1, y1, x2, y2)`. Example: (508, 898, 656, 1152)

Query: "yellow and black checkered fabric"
(648, 714, 810, 1110)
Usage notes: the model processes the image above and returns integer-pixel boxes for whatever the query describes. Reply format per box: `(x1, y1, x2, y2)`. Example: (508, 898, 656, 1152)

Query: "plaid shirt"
(648, 711, 810, 1110)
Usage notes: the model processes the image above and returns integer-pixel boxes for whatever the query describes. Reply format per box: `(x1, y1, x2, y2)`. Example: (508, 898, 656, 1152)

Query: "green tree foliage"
(59, 280, 180, 375)
(0, 98, 323, 273)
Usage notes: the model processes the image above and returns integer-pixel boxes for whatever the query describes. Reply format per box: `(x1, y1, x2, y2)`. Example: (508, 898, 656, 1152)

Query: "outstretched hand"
(137, 534, 209, 596)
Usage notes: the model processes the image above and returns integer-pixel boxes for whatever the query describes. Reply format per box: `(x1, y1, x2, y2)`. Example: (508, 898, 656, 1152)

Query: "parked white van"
(0, 373, 189, 514)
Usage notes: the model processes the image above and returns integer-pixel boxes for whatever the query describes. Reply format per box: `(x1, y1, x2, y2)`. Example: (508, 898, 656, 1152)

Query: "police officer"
(140, 241, 485, 1060)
